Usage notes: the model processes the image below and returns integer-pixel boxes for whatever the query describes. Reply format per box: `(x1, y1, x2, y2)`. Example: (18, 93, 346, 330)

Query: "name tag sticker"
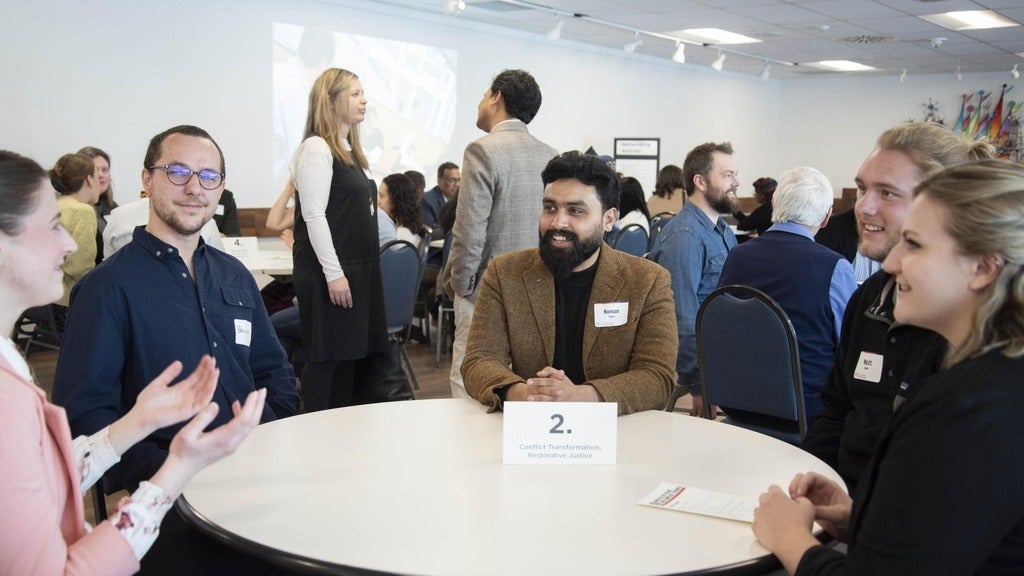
(594, 302, 628, 328)
(854, 351, 884, 383)
(503, 402, 617, 465)
(215, 204, 225, 215)
(234, 319, 252, 347)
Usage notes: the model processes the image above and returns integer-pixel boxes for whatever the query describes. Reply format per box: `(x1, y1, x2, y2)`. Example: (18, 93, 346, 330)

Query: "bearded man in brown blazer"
(462, 152, 677, 415)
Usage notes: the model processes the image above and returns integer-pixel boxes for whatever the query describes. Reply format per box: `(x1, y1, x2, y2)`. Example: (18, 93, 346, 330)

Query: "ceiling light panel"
(679, 28, 762, 44)
(812, 60, 877, 71)
(919, 10, 1020, 31)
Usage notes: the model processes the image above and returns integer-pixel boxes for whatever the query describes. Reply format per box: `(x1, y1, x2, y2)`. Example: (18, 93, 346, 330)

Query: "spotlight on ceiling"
(900, 69, 907, 84)
(711, 51, 726, 72)
(442, 0, 465, 16)
(672, 42, 686, 64)
(955, 66, 962, 81)
(546, 18, 564, 41)
(759, 61, 771, 80)
(1012, 64, 1020, 79)
(623, 32, 642, 53)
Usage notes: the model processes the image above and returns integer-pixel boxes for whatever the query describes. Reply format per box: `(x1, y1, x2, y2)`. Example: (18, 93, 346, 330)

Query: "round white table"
(179, 399, 841, 575)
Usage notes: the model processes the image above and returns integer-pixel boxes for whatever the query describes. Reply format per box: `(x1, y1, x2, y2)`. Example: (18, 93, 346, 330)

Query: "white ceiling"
(362, 0, 1024, 78)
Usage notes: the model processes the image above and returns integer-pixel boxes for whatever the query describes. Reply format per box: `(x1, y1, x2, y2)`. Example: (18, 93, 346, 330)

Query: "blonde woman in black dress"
(290, 68, 387, 411)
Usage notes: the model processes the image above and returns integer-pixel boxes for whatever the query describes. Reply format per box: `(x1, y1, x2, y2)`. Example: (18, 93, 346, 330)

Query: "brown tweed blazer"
(462, 245, 678, 415)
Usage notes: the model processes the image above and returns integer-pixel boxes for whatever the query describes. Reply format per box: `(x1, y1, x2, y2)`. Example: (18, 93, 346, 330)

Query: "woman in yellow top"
(50, 153, 102, 310)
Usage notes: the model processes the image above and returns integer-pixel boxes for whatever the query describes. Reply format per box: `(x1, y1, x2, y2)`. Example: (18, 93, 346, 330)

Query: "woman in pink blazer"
(0, 150, 266, 575)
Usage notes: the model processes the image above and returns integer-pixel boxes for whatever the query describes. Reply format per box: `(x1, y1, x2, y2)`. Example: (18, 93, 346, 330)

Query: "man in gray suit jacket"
(444, 69, 558, 398)
(462, 152, 677, 414)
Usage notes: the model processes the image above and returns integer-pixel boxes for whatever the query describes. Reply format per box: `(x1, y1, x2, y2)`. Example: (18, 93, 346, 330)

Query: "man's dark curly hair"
(491, 69, 543, 125)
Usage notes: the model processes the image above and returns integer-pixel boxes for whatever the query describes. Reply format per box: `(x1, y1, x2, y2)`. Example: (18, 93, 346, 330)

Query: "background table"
(179, 399, 842, 575)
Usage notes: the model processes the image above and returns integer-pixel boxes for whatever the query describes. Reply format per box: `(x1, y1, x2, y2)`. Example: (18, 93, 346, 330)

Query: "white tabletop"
(179, 399, 841, 576)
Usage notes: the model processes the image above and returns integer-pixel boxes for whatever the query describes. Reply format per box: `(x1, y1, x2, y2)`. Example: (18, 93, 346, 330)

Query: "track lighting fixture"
(623, 31, 642, 53)
(672, 42, 686, 64)
(711, 50, 726, 72)
(546, 18, 564, 41)
(442, 0, 465, 16)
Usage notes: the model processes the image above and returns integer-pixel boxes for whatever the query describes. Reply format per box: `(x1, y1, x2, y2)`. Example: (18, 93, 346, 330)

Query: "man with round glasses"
(53, 124, 298, 574)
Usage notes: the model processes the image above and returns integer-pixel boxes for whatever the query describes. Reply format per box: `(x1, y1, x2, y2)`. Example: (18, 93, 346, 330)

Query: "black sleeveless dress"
(292, 156, 387, 363)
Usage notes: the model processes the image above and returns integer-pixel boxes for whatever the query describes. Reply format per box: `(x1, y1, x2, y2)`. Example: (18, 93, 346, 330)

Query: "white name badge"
(234, 319, 252, 347)
(503, 402, 617, 465)
(223, 237, 260, 259)
(215, 204, 225, 215)
(594, 302, 628, 328)
(854, 351, 884, 383)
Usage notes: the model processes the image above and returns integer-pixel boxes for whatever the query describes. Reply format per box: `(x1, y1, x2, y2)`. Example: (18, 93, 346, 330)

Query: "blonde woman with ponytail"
(289, 68, 387, 411)
(753, 160, 1024, 575)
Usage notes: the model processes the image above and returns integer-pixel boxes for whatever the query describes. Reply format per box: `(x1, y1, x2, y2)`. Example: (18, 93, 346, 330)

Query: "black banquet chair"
(611, 223, 649, 257)
(648, 212, 673, 252)
(666, 284, 807, 444)
(379, 239, 430, 395)
(12, 304, 63, 357)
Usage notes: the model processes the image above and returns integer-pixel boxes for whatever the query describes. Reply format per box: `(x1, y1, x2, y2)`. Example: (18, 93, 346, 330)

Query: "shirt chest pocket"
(221, 286, 255, 347)
(703, 252, 727, 282)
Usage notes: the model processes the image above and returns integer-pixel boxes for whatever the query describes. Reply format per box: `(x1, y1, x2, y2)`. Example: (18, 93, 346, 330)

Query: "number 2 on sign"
(549, 413, 571, 434)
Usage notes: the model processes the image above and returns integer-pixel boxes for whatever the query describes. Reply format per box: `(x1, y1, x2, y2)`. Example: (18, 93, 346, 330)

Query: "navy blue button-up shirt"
(650, 201, 737, 392)
(53, 227, 298, 491)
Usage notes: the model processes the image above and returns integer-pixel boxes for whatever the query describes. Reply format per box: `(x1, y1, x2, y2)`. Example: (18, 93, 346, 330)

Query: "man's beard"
(708, 187, 739, 215)
(538, 228, 602, 280)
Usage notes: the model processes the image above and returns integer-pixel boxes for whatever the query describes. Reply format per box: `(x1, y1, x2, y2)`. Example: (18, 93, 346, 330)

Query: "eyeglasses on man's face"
(443, 177, 461, 184)
(148, 163, 224, 190)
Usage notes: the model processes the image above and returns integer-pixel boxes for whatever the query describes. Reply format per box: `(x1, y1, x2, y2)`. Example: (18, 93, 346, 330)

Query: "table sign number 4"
(502, 402, 617, 465)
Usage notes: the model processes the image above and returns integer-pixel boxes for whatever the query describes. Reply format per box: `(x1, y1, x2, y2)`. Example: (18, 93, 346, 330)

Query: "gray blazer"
(444, 119, 558, 300)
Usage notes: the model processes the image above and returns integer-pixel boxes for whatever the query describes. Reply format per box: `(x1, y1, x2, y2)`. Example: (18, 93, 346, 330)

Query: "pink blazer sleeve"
(0, 364, 139, 576)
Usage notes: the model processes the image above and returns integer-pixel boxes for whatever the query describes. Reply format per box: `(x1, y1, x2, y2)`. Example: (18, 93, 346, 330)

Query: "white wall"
(778, 71, 1012, 195)
(0, 0, 1010, 206)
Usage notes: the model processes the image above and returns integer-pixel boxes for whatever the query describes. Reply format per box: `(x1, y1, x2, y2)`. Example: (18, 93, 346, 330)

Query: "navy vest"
(717, 229, 844, 418)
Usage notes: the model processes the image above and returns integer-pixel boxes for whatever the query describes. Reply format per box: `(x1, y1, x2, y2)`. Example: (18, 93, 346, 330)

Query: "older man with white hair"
(717, 167, 856, 422)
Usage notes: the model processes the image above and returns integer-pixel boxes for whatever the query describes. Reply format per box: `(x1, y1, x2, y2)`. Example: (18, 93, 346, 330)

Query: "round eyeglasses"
(148, 163, 224, 190)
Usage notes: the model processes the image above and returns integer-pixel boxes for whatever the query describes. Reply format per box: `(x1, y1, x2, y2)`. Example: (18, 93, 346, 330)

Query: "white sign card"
(223, 237, 260, 259)
(503, 402, 617, 465)
(638, 482, 756, 523)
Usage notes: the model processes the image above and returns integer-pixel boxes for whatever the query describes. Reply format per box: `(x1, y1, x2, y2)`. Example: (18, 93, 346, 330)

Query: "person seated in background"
(52, 125, 298, 575)
(801, 122, 994, 493)
(616, 176, 651, 234)
(78, 146, 118, 265)
(404, 169, 425, 202)
(733, 176, 776, 236)
(50, 153, 102, 319)
(462, 152, 677, 415)
(0, 150, 265, 576)
(420, 161, 459, 231)
(102, 189, 224, 258)
(213, 189, 241, 236)
(753, 160, 1024, 575)
(646, 163, 685, 216)
(262, 182, 300, 365)
(816, 208, 882, 284)
(377, 172, 423, 247)
(717, 167, 856, 425)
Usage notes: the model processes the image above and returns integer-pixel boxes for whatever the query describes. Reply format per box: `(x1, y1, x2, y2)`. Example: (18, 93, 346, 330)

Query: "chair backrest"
(648, 212, 673, 251)
(612, 223, 649, 257)
(379, 240, 424, 334)
(696, 284, 807, 442)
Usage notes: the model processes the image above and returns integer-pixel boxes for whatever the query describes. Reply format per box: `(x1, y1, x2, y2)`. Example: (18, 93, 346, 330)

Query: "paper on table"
(638, 482, 756, 523)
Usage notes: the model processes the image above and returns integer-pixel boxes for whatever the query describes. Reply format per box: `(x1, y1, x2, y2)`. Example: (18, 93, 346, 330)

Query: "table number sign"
(223, 237, 260, 259)
(502, 402, 617, 465)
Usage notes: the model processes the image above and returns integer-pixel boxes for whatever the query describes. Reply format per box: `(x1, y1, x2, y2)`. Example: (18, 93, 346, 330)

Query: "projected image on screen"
(273, 22, 458, 189)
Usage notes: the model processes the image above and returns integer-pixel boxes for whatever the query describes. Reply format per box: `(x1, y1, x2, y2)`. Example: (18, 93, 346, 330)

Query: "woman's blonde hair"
(304, 68, 368, 169)
(914, 160, 1024, 366)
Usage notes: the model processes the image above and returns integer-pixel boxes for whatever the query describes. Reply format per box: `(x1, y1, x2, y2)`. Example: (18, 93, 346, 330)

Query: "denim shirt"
(650, 202, 737, 392)
(52, 226, 299, 491)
